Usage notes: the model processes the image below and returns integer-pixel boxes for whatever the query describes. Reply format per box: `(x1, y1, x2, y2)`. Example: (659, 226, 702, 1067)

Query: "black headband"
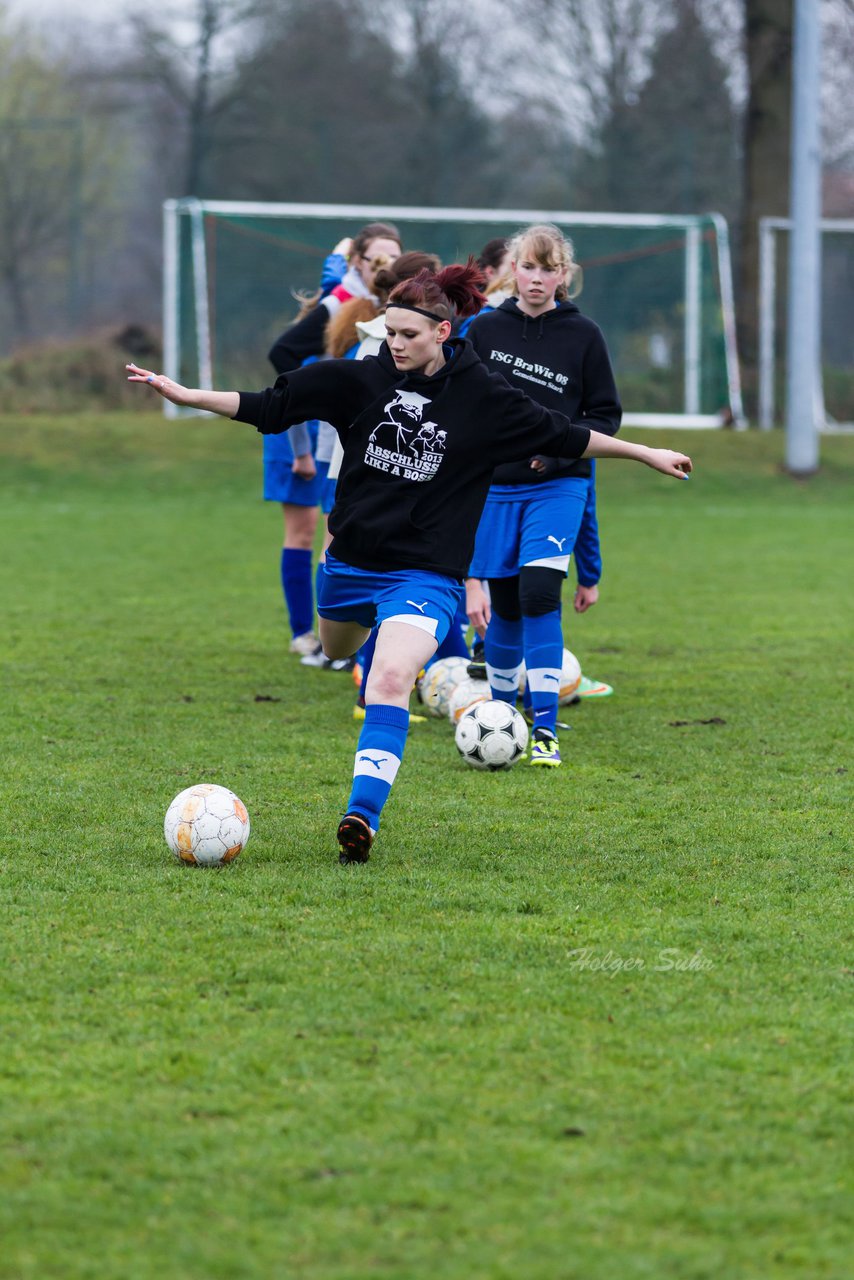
(386, 302, 449, 324)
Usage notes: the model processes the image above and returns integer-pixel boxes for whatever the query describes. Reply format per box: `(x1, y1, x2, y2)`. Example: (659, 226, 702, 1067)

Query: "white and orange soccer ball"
(164, 783, 250, 867)
(447, 676, 491, 723)
(419, 656, 470, 718)
(558, 648, 582, 704)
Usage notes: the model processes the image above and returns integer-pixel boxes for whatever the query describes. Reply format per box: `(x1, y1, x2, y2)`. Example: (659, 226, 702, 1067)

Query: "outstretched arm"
(492, 380, 691, 481)
(583, 429, 691, 479)
(126, 359, 365, 438)
(126, 364, 239, 417)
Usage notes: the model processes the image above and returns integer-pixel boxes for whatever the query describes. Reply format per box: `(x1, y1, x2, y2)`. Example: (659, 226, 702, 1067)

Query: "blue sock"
(523, 609, 563, 735)
(281, 548, 314, 639)
(347, 704, 409, 833)
(485, 612, 524, 704)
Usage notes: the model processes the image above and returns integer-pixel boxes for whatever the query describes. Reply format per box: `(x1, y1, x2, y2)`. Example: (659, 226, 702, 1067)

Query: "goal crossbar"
(163, 198, 744, 427)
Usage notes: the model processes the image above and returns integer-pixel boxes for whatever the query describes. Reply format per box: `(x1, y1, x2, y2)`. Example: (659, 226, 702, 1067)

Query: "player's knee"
(284, 510, 318, 548)
(519, 566, 563, 617)
(368, 659, 414, 704)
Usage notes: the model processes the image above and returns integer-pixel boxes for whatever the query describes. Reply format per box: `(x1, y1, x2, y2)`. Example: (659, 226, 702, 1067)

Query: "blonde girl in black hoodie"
(465, 224, 621, 768)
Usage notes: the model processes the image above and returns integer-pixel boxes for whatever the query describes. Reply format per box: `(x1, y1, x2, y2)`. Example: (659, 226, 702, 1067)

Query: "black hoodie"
(467, 298, 621, 484)
(234, 339, 592, 580)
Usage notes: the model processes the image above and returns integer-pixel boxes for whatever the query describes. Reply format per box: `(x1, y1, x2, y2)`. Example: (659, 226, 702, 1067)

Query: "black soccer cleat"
(337, 813, 374, 865)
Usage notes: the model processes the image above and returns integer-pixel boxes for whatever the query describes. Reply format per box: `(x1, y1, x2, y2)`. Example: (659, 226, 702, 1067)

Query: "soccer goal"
(758, 216, 854, 432)
(163, 198, 744, 426)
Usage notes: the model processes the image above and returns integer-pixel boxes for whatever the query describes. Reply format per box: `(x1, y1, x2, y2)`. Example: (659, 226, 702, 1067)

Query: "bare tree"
(694, 0, 748, 102)
(603, 0, 740, 218)
(120, 0, 259, 196)
(822, 0, 854, 168)
(504, 0, 671, 135)
(0, 18, 117, 347)
(373, 0, 496, 204)
(737, 0, 792, 412)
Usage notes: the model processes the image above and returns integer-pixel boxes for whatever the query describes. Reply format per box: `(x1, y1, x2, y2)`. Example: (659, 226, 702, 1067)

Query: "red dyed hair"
(387, 258, 487, 321)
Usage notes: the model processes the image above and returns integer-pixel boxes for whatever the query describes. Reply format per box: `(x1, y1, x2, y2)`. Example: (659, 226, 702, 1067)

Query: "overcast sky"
(6, 0, 124, 17)
(4, 0, 197, 46)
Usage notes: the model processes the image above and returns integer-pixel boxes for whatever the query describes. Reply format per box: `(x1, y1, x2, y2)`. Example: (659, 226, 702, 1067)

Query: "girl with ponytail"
(303, 251, 444, 674)
(128, 258, 692, 867)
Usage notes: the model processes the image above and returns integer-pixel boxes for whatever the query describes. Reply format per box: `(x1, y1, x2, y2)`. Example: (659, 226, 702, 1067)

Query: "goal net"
(163, 199, 744, 426)
(759, 217, 854, 431)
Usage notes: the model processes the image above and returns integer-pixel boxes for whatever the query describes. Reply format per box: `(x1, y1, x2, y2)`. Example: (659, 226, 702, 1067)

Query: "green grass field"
(1, 415, 851, 1279)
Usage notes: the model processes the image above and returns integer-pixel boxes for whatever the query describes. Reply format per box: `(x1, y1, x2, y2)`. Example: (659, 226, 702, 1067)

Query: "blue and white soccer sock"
(346, 704, 409, 833)
(281, 547, 314, 639)
(523, 608, 563, 736)
(484, 611, 525, 704)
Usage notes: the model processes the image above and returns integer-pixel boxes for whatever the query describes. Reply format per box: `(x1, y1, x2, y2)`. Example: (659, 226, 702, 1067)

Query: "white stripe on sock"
(526, 666, 562, 692)
(352, 751, 402, 785)
(486, 663, 524, 692)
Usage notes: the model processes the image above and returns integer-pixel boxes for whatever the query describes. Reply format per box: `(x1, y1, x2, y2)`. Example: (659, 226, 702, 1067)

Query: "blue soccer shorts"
(263, 458, 329, 506)
(469, 477, 589, 579)
(320, 473, 337, 515)
(319, 553, 463, 644)
(263, 422, 328, 506)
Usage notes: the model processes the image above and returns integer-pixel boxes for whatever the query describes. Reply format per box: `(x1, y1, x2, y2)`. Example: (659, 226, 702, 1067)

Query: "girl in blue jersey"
(465, 224, 621, 767)
(128, 263, 691, 866)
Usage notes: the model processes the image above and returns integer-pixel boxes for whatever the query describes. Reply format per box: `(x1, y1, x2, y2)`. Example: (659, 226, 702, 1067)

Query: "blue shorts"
(319, 553, 463, 645)
(263, 458, 330, 506)
(263, 420, 319, 463)
(320, 473, 337, 515)
(470, 478, 589, 579)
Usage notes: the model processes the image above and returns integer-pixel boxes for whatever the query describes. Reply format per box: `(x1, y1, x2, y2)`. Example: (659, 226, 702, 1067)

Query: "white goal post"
(759, 215, 854, 432)
(163, 198, 745, 427)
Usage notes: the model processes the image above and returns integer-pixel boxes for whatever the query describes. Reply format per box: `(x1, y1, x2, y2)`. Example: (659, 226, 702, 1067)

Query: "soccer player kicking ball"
(128, 261, 691, 866)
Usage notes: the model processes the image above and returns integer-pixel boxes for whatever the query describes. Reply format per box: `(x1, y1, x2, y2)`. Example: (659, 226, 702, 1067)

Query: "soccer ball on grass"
(164, 783, 250, 866)
(455, 700, 528, 771)
(419, 656, 470, 718)
(448, 676, 491, 723)
(558, 648, 582, 704)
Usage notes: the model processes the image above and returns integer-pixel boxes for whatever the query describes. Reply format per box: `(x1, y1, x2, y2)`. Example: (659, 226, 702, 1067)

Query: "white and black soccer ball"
(454, 700, 529, 771)
(419, 656, 470, 718)
(164, 783, 250, 866)
(447, 676, 491, 723)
